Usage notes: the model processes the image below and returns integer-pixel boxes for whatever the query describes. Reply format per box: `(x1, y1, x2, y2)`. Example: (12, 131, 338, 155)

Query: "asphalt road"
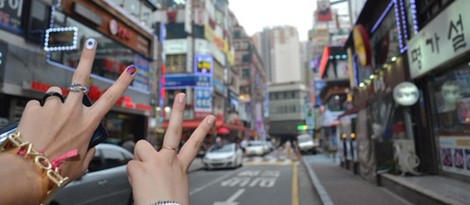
(189, 152, 321, 205)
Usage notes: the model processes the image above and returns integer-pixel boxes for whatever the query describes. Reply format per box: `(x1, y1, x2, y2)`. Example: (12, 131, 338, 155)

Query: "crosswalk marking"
(243, 156, 298, 166)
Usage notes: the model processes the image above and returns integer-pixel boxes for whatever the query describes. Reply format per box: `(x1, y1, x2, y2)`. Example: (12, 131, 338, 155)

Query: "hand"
(0, 38, 136, 204)
(127, 93, 215, 205)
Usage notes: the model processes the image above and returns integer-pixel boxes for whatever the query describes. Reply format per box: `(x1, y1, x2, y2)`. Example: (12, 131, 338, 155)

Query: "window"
(432, 63, 470, 134)
(166, 54, 187, 73)
(48, 12, 151, 91)
(242, 68, 251, 79)
(102, 148, 130, 169)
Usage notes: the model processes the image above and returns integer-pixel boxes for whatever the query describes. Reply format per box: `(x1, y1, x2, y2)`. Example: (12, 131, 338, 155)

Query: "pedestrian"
(0, 39, 213, 205)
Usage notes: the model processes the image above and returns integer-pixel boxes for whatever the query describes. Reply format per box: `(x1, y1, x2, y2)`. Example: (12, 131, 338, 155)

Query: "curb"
(301, 157, 334, 205)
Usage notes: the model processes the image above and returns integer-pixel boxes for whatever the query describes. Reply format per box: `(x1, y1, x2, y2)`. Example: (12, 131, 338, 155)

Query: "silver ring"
(161, 145, 178, 152)
(68, 83, 88, 93)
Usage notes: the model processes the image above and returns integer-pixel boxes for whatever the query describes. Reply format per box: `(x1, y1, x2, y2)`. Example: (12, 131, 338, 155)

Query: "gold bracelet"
(0, 132, 69, 205)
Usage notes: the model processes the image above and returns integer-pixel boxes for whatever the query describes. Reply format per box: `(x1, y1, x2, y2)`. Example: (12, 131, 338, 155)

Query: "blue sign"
(213, 78, 227, 96)
(194, 87, 212, 112)
(164, 74, 212, 89)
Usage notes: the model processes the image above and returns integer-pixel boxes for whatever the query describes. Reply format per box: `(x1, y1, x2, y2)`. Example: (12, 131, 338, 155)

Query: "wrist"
(0, 154, 43, 204)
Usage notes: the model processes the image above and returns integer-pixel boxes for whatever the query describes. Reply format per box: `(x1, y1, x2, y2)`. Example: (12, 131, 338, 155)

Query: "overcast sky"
(228, 0, 317, 41)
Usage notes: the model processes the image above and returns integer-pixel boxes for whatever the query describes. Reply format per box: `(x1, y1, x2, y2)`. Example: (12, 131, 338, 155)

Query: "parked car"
(203, 143, 243, 170)
(51, 144, 134, 205)
(297, 134, 318, 154)
(245, 140, 268, 156)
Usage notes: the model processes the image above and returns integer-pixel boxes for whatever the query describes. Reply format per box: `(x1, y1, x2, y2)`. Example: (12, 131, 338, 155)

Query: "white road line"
(226, 189, 245, 202)
(190, 171, 238, 195)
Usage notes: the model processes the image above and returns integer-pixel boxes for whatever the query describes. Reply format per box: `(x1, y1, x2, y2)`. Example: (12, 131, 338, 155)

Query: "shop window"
(166, 54, 186, 73)
(432, 63, 470, 133)
(48, 12, 151, 91)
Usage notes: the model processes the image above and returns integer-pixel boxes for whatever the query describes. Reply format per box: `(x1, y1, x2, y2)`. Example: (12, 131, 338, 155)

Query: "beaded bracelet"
(0, 132, 69, 205)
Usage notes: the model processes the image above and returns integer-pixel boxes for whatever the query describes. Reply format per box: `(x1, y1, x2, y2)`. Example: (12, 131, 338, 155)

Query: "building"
(232, 24, 269, 141)
(0, 0, 158, 143)
(156, 0, 253, 145)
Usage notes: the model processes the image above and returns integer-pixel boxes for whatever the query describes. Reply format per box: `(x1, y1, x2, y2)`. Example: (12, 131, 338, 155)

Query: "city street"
(189, 150, 321, 205)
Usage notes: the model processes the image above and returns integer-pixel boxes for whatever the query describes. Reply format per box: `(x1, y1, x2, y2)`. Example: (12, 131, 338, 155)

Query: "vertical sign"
(194, 87, 212, 112)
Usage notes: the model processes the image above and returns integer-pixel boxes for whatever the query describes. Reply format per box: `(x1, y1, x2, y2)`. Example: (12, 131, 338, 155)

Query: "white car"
(203, 143, 243, 170)
(297, 134, 318, 154)
(245, 141, 267, 156)
(51, 144, 134, 205)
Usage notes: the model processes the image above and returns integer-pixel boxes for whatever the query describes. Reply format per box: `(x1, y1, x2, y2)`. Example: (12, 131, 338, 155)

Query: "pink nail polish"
(126, 65, 137, 75)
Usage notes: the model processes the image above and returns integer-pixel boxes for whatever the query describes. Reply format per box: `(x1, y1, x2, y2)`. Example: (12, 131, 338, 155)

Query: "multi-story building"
(253, 26, 307, 141)
(156, 0, 249, 144)
(232, 25, 268, 141)
(0, 0, 158, 143)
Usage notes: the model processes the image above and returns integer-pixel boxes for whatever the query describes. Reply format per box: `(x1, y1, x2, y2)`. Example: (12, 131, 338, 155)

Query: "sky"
(228, 0, 317, 42)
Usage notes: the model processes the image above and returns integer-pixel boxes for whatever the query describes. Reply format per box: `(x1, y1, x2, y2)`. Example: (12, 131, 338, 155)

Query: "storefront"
(407, 0, 470, 179)
(343, 0, 414, 182)
(0, 1, 157, 142)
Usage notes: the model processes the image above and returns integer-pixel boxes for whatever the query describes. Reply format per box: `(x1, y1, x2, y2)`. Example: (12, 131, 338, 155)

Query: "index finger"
(178, 115, 215, 169)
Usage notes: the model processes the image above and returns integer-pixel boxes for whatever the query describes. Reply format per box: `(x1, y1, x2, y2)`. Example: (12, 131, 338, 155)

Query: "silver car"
(51, 144, 134, 205)
(203, 143, 243, 170)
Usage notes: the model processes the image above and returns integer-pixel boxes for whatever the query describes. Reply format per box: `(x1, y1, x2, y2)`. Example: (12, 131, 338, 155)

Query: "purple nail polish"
(126, 65, 137, 75)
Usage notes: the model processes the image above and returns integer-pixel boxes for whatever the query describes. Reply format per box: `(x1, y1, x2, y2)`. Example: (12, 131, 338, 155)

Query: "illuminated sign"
(393, 82, 419, 106)
(44, 27, 78, 51)
(194, 87, 213, 112)
(353, 25, 372, 66)
(194, 54, 213, 75)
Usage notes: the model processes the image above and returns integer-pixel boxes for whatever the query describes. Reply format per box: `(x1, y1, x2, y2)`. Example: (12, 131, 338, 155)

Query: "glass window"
(166, 54, 187, 73)
(48, 12, 151, 91)
(432, 63, 470, 133)
(102, 148, 129, 168)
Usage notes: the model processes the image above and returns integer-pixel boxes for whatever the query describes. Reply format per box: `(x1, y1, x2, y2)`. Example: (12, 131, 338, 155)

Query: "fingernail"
(178, 93, 186, 104)
(207, 116, 214, 126)
(85, 38, 96, 49)
(126, 65, 137, 75)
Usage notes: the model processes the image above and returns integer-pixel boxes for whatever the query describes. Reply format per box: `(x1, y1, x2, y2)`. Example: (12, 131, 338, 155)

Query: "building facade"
(0, 0, 158, 144)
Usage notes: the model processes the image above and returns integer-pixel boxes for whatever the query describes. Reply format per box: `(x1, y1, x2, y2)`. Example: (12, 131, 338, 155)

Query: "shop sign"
(439, 137, 470, 177)
(0, 41, 7, 72)
(132, 55, 150, 91)
(195, 39, 210, 54)
(164, 39, 188, 54)
(393, 82, 419, 106)
(109, 19, 131, 40)
(407, 0, 470, 79)
(74, 2, 102, 25)
(0, 0, 25, 34)
(353, 24, 372, 66)
(44, 27, 78, 52)
(194, 54, 213, 75)
(194, 87, 213, 112)
(213, 78, 227, 96)
(164, 74, 211, 89)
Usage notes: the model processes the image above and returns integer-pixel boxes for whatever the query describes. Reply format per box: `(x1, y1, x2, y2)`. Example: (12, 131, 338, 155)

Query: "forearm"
(0, 154, 42, 204)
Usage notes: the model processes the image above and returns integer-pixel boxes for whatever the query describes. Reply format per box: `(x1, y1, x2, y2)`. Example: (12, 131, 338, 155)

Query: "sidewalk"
(302, 154, 412, 205)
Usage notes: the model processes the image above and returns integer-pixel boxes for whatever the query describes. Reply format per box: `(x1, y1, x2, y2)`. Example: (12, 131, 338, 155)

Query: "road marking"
(292, 163, 299, 205)
(190, 171, 237, 195)
(213, 189, 245, 205)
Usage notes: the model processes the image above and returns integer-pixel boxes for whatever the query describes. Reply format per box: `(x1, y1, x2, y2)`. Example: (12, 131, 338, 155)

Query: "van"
(297, 134, 317, 154)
